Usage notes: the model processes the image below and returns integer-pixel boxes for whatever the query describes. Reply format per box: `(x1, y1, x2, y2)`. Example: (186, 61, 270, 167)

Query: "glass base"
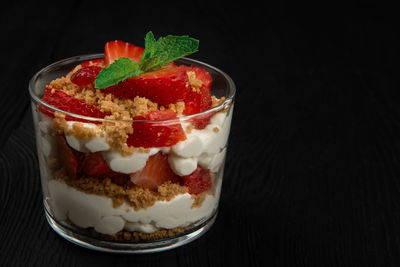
(44, 206, 217, 254)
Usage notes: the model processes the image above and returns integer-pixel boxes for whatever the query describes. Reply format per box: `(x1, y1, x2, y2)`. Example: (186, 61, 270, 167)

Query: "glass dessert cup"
(29, 54, 235, 253)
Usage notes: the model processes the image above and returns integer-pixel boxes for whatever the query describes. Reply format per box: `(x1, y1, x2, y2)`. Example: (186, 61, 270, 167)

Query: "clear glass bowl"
(29, 54, 235, 253)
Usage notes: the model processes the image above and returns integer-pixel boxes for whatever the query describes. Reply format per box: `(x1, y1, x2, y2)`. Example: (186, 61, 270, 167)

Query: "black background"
(1, 1, 400, 266)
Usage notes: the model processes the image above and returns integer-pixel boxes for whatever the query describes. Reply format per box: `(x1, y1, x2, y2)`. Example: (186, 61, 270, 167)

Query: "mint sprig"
(95, 32, 199, 89)
(95, 57, 143, 89)
(139, 31, 199, 72)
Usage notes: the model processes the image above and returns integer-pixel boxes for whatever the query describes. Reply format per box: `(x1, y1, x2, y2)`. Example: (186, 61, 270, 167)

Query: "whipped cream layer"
(48, 180, 217, 235)
(65, 122, 110, 153)
(63, 109, 232, 176)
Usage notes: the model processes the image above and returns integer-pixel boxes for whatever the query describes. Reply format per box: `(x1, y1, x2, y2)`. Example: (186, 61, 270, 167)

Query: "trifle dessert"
(29, 32, 235, 252)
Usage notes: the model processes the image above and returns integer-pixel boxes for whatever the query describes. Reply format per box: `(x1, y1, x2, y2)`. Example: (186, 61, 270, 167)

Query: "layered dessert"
(34, 32, 233, 241)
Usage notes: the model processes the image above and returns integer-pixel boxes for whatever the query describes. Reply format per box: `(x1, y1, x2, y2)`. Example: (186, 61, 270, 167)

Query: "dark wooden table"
(1, 2, 399, 266)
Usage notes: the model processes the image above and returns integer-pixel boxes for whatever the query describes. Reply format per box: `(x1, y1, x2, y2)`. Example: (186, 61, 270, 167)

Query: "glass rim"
(28, 53, 236, 123)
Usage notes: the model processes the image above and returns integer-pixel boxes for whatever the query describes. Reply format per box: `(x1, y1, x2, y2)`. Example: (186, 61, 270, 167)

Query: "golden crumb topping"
(187, 71, 203, 92)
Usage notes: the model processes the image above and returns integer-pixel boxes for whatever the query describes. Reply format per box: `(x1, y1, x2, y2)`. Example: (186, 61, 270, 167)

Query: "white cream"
(172, 112, 231, 157)
(168, 154, 198, 176)
(172, 133, 204, 158)
(37, 115, 57, 159)
(102, 148, 160, 174)
(65, 122, 110, 153)
(124, 221, 158, 234)
(169, 111, 232, 174)
(38, 116, 53, 134)
(48, 180, 217, 235)
(40, 136, 53, 157)
(198, 148, 226, 172)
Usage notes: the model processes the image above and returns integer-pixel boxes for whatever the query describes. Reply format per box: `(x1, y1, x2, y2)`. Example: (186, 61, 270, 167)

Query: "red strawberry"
(81, 152, 115, 177)
(81, 152, 128, 185)
(183, 66, 213, 129)
(57, 135, 83, 179)
(129, 152, 180, 191)
(182, 166, 212, 195)
(81, 58, 104, 67)
(127, 110, 186, 148)
(102, 65, 190, 106)
(183, 65, 212, 115)
(40, 86, 109, 123)
(186, 111, 214, 130)
(71, 66, 102, 87)
(104, 40, 144, 67)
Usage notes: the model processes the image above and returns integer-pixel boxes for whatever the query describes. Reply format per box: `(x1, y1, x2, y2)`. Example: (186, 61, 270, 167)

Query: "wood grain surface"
(1, 1, 399, 266)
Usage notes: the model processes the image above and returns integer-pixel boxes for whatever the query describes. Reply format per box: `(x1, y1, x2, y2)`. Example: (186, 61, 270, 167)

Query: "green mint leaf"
(95, 57, 143, 89)
(140, 31, 157, 62)
(139, 33, 199, 72)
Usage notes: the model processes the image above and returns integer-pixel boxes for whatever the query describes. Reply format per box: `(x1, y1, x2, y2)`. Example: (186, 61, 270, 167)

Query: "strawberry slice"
(183, 65, 212, 115)
(182, 166, 212, 195)
(71, 66, 102, 87)
(102, 65, 190, 106)
(127, 110, 186, 148)
(40, 86, 109, 123)
(183, 66, 213, 129)
(104, 40, 144, 67)
(57, 135, 83, 179)
(81, 58, 104, 67)
(81, 152, 128, 185)
(129, 152, 180, 191)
